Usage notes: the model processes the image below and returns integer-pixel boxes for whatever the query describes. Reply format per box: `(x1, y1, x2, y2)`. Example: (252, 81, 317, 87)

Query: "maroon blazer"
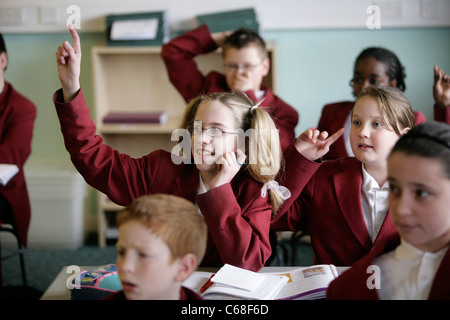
(327, 234, 450, 300)
(272, 145, 398, 266)
(161, 25, 298, 150)
(318, 101, 427, 160)
(53, 88, 273, 271)
(0, 82, 36, 245)
(434, 104, 450, 124)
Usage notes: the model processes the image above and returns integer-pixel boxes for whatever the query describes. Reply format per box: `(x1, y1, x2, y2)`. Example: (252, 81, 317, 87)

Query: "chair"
(290, 230, 312, 266)
(0, 221, 27, 286)
(265, 231, 290, 266)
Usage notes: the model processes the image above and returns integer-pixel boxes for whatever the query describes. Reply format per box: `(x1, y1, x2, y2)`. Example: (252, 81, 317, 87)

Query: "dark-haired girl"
(318, 47, 426, 160)
(327, 121, 450, 299)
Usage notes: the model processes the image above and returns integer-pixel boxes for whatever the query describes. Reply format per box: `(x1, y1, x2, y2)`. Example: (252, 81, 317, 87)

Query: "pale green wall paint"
(3, 27, 450, 224)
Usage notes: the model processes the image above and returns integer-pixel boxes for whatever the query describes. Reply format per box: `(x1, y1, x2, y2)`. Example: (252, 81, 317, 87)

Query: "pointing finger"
(68, 25, 81, 54)
(325, 128, 345, 147)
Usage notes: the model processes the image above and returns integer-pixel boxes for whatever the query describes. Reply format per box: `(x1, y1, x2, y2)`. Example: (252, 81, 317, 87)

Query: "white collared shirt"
(374, 240, 448, 300)
(361, 164, 389, 243)
(254, 90, 265, 100)
(197, 173, 208, 195)
(343, 111, 354, 157)
(195, 173, 209, 214)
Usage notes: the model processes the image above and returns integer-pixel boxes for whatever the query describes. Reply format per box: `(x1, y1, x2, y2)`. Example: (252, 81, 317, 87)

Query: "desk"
(40, 266, 348, 300)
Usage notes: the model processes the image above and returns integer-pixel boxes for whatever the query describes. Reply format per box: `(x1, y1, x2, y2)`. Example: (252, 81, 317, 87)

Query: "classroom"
(0, 0, 449, 303)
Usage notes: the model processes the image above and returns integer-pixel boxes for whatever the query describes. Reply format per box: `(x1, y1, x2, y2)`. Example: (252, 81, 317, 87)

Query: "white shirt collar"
(197, 173, 208, 195)
(361, 163, 389, 192)
(396, 239, 449, 261)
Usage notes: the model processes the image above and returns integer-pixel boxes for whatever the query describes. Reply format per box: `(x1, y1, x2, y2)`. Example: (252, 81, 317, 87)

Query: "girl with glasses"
(54, 27, 300, 271)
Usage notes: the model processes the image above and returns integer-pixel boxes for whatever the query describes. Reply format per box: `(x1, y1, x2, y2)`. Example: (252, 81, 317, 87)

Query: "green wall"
(3, 27, 450, 224)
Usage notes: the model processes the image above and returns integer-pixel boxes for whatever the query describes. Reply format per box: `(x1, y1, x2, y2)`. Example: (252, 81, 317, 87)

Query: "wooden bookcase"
(91, 44, 276, 247)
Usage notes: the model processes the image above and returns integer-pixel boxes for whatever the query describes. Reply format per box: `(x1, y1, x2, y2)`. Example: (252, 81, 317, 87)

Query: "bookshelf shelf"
(91, 43, 277, 247)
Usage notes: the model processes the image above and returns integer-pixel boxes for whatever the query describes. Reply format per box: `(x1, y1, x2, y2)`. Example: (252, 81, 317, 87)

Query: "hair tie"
(250, 98, 265, 114)
(261, 180, 291, 200)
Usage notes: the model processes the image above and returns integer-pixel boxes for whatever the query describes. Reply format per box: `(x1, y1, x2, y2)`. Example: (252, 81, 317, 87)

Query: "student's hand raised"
(294, 128, 345, 161)
(433, 65, 450, 108)
(210, 149, 247, 190)
(56, 26, 81, 102)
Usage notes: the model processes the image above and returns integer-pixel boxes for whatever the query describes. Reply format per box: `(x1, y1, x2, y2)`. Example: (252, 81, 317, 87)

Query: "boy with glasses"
(162, 25, 298, 150)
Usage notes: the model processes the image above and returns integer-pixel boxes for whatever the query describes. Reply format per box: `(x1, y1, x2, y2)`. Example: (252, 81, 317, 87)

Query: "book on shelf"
(182, 263, 339, 300)
(0, 164, 19, 186)
(196, 8, 260, 33)
(102, 111, 168, 124)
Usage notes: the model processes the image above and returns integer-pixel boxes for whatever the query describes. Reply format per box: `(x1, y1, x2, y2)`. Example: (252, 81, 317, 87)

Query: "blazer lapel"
(172, 164, 199, 203)
(429, 247, 450, 299)
(333, 158, 372, 251)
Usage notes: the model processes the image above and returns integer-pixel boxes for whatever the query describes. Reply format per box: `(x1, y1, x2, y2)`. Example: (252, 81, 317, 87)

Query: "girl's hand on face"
(56, 25, 81, 102)
(210, 149, 246, 189)
(294, 128, 345, 161)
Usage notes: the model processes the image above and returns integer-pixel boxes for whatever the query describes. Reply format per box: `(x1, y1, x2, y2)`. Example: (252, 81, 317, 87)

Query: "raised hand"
(56, 26, 81, 102)
(210, 149, 247, 189)
(294, 128, 345, 161)
(433, 65, 450, 109)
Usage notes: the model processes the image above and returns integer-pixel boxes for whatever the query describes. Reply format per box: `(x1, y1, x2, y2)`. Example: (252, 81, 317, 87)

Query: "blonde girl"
(54, 27, 289, 271)
(272, 86, 415, 266)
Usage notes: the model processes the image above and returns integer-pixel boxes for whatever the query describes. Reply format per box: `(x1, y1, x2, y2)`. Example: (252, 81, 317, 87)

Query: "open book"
(268, 265, 339, 300)
(0, 164, 19, 186)
(183, 264, 289, 300)
(183, 264, 339, 300)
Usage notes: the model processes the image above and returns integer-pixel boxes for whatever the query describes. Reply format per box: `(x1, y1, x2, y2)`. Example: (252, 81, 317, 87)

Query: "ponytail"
(245, 106, 285, 212)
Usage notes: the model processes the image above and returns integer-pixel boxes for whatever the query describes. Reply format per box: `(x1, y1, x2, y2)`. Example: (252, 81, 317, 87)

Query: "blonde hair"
(355, 86, 415, 135)
(116, 194, 207, 265)
(180, 92, 284, 212)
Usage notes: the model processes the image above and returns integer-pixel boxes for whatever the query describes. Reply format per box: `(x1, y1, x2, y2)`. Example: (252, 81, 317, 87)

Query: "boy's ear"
(174, 253, 197, 282)
(0, 52, 8, 72)
(261, 57, 270, 76)
(401, 127, 411, 136)
(389, 78, 398, 88)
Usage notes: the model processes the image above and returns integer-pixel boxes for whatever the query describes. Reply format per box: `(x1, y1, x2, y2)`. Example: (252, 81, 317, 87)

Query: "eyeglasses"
(349, 77, 382, 87)
(187, 126, 238, 138)
(224, 62, 261, 73)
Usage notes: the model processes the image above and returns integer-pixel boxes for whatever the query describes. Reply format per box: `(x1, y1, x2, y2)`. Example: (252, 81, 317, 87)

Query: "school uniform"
(271, 143, 398, 266)
(0, 82, 36, 246)
(434, 104, 450, 124)
(53, 88, 276, 271)
(317, 101, 427, 160)
(103, 286, 203, 300)
(161, 24, 298, 150)
(327, 234, 450, 299)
